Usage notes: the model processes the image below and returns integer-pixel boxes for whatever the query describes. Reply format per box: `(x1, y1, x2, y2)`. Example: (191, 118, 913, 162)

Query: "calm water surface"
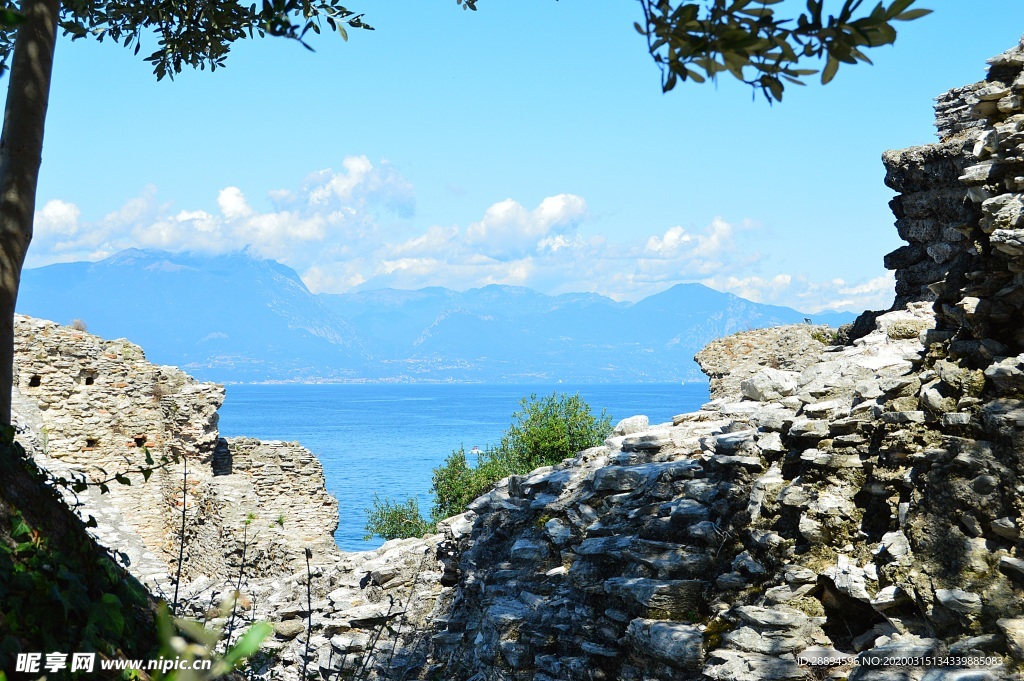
(217, 383, 709, 551)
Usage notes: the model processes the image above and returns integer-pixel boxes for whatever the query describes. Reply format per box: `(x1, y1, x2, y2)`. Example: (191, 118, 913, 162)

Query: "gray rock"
(733, 605, 819, 630)
(613, 415, 649, 436)
(741, 368, 801, 401)
(580, 641, 619, 657)
(825, 556, 873, 602)
(668, 498, 710, 525)
(949, 634, 1001, 655)
(732, 551, 766, 577)
(990, 517, 1021, 541)
(857, 636, 941, 665)
(510, 539, 549, 562)
(704, 649, 805, 680)
(330, 632, 369, 653)
(604, 577, 704, 614)
(997, 618, 1024, 660)
(784, 566, 817, 585)
(499, 641, 532, 669)
(871, 585, 912, 611)
(715, 429, 757, 453)
(999, 555, 1024, 581)
(984, 355, 1024, 392)
(592, 459, 702, 492)
(622, 432, 672, 452)
(709, 454, 764, 472)
(788, 417, 830, 438)
(273, 619, 306, 640)
(878, 531, 912, 560)
(716, 572, 749, 590)
(723, 626, 810, 655)
(882, 411, 926, 424)
(935, 588, 983, 615)
(624, 618, 703, 669)
(544, 518, 573, 546)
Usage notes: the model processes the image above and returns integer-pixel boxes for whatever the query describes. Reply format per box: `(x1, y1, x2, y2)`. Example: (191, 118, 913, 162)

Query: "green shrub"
(364, 392, 611, 541)
(498, 392, 611, 470)
(363, 494, 433, 541)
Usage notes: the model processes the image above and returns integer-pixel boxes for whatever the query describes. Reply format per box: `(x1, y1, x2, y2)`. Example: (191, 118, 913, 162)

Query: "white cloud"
(36, 199, 81, 236)
(465, 193, 587, 258)
(305, 155, 415, 217)
(702, 271, 894, 314)
(390, 225, 459, 257)
(28, 163, 893, 316)
(217, 187, 253, 219)
(700, 274, 793, 303)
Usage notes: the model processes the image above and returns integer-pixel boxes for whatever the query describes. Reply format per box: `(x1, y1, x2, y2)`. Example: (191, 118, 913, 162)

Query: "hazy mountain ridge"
(19, 249, 857, 382)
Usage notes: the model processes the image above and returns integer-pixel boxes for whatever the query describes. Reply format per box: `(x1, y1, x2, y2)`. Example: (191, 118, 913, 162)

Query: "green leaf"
(0, 8, 25, 28)
(99, 593, 125, 636)
(214, 621, 272, 673)
(10, 518, 31, 539)
(885, 0, 916, 18)
(762, 75, 784, 101)
(821, 55, 839, 84)
(894, 8, 932, 20)
(176, 617, 222, 648)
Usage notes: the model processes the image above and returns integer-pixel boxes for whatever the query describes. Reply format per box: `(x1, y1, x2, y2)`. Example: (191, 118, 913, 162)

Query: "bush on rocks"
(364, 393, 611, 540)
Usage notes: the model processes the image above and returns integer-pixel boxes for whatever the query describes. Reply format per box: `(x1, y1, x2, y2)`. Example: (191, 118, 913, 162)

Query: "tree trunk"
(0, 0, 60, 425)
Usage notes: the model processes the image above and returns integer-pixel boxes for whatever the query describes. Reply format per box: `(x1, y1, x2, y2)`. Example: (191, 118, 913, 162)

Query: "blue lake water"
(217, 383, 710, 551)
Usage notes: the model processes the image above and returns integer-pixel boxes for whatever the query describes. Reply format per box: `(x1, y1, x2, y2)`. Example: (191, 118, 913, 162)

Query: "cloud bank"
(31, 156, 893, 314)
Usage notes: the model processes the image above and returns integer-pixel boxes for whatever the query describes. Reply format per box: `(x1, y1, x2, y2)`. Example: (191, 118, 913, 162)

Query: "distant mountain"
(19, 249, 858, 383)
(18, 249, 366, 382)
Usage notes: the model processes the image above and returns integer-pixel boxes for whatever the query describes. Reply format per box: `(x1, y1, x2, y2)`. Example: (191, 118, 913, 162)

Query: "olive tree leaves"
(637, 0, 932, 102)
(0, 0, 374, 81)
(61, 0, 374, 80)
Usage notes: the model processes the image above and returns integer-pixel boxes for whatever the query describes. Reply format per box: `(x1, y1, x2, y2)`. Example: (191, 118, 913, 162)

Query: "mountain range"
(17, 249, 857, 383)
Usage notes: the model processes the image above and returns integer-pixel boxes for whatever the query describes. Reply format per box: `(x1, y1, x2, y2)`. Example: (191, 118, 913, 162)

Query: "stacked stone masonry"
(12, 315, 341, 588)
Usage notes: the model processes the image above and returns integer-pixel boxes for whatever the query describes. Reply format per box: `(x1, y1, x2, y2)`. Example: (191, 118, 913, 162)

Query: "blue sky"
(21, 1, 1024, 313)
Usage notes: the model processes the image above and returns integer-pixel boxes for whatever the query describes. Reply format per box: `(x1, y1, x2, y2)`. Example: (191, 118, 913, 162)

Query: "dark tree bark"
(0, 0, 59, 425)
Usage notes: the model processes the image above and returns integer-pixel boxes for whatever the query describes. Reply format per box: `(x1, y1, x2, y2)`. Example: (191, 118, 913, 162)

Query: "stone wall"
(694, 325, 832, 400)
(11, 315, 341, 589)
(881, 112, 981, 310)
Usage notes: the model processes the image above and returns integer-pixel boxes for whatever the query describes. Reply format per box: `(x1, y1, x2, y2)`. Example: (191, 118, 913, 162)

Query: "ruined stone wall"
(13, 315, 222, 566)
(881, 94, 982, 310)
(12, 315, 341, 588)
(695, 325, 833, 400)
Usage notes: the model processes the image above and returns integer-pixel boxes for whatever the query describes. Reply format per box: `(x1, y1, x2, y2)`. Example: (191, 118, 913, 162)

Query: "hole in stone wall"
(134, 436, 146, 448)
(28, 375, 41, 387)
(85, 376, 94, 386)
(817, 577, 887, 652)
(86, 438, 98, 448)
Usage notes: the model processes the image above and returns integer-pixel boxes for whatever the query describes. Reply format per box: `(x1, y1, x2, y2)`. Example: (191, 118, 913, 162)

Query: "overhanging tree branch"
(636, 0, 931, 102)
